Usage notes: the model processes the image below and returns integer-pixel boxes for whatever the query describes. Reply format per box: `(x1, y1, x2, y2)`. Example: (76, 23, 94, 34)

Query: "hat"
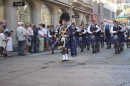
(39, 22, 42, 24)
(59, 13, 70, 24)
(17, 22, 24, 25)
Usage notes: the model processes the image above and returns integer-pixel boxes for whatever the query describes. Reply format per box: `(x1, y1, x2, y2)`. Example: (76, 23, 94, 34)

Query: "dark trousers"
(29, 37, 34, 53)
(34, 39, 38, 53)
(0, 47, 4, 55)
(18, 40, 26, 55)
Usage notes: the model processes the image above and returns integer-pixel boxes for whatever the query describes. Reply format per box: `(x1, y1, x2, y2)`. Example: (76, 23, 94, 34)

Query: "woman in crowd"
(25, 25, 30, 54)
(0, 27, 8, 59)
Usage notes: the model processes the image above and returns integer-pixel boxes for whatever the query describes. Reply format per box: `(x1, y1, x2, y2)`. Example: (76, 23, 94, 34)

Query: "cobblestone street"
(0, 47, 130, 86)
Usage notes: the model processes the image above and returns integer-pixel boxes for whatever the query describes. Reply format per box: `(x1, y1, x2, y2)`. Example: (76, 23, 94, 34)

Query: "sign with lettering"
(13, 2, 25, 6)
(72, 15, 79, 18)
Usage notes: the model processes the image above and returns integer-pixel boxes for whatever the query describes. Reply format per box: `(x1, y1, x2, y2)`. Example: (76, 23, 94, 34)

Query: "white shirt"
(110, 25, 117, 34)
(0, 33, 6, 48)
(42, 28, 47, 35)
(87, 25, 101, 34)
(27, 27, 34, 36)
(16, 26, 26, 41)
(38, 30, 44, 39)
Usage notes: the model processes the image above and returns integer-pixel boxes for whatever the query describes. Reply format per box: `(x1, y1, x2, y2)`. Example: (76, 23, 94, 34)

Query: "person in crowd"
(6, 32, 13, 57)
(38, 27, 45, 52)
(33, 25, 38, 53)
(28, 24, 34, 53)
(59, 13, 77, 61)
(100, 22, 105, 48)
(25, 25, 30, 54)
(2, 20, 9, 38)
(16, 22, 27, 56)
(0, 27, 8, 59)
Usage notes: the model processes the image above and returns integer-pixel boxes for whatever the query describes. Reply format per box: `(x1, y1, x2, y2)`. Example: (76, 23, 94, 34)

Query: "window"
(41, 5, 51, 26)
(16, 1, 31, 24)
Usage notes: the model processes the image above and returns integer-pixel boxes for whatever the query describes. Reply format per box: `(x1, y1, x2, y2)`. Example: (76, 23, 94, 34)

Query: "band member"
(78, 25, 86, 52)
(85, 24, 90, 50)
(116, 22, 126, 52)
(105, 24, 111, 49)
(124, 26, 130, 48)
(100, 22, 105, 48)
(88, 20, 101, 53)
(111, 20, 120, 54)
(72, 22, 79, 46)
(48, 25, 56, 54)
(59, 13, 77, 61)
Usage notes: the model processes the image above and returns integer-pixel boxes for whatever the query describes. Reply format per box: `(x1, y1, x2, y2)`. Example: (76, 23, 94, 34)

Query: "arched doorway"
(0, 0, 4, 22)
(41, 4, 51, 26)
(16, 1, 31, 24)
(58, 8, 67, 22)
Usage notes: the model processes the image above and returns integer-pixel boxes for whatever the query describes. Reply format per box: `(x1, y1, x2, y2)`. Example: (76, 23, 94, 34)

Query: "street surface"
(0, 46, 130, 86)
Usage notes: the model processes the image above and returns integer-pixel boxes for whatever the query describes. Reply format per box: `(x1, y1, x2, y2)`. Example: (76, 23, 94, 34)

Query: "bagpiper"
(124, 26, 130, 48)
(48, 25, 57, 54)
(100, 22, 105, 48)
(58, 13, 77, 61)
(111, 20, 120, 54)
(116, 21, 126, 52)
(88, 20, 101, 53)
(85, 24, 90, 50)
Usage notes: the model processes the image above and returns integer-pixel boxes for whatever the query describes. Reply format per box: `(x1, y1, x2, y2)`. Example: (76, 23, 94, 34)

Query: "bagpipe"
(50, 24, 70, 49)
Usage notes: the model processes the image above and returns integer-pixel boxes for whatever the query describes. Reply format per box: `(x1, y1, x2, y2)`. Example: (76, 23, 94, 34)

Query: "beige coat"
(0, 33, 6, 49)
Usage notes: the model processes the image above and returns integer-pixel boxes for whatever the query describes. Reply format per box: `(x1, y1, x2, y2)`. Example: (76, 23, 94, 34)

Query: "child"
(6, 32, 13, 57)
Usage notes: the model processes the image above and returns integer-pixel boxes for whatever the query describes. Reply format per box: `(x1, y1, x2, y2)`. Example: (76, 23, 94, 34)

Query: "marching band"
(48, 13, 129, 61)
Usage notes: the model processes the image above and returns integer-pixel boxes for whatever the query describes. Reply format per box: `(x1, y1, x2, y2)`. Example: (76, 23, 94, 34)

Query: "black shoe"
(115, 52, 117, 54)
(66, 60, 69, 61)
(18, 54, 21, 56)
(21, 54, 25, 56)
(62, 60, 66, 61)
(52, 52, 54, 54)
(92, 51, 95, 53)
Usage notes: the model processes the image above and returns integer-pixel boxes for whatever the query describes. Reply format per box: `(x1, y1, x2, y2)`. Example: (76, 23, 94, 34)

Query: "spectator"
(6, 32, 13, 57)
(16, 22, 27, 56)
(38, 27, 45, 52)
(25, 25, 30, 54)
(0, 27, 8, 59)
(42, 24, 47, 51)
(33, 25, 38, 53)
(2, 20, 9, 38)
(28, 24, 34, 53)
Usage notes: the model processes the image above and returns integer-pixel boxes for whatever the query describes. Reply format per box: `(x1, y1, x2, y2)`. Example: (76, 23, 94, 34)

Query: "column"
(51, 6, 58, 28)
(5, 0, 20, 45)
(32, 5, 41, 26)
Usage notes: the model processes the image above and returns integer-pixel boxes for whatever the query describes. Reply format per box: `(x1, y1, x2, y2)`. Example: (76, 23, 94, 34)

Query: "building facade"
(0, 0, 93, 46)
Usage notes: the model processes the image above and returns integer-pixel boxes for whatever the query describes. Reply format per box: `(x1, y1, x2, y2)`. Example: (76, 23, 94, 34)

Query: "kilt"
(112, 35, 119, 44)
(101, 37, 104, 41)
(118, 34, 124, 43)
(78, 36, 83, 44)
(96, 36, 101, 43)
(86, 35, 90, 43)
(75, 36, 79, 45)
(49, 37, 56, 46)
(89, 34, 97, 44)
(65, 40, 70, 48)
(82, 36, 86, 44)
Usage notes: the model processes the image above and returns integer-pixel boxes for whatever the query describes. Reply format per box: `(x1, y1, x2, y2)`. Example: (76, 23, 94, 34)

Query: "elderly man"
(16, 22, 27, 56)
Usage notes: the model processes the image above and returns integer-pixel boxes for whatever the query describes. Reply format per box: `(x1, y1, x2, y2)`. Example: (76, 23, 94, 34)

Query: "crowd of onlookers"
(0, 20, 57, 59)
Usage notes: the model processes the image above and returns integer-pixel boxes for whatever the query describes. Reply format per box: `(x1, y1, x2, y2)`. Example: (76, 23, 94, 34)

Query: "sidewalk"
(11, 50, 61, 57)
